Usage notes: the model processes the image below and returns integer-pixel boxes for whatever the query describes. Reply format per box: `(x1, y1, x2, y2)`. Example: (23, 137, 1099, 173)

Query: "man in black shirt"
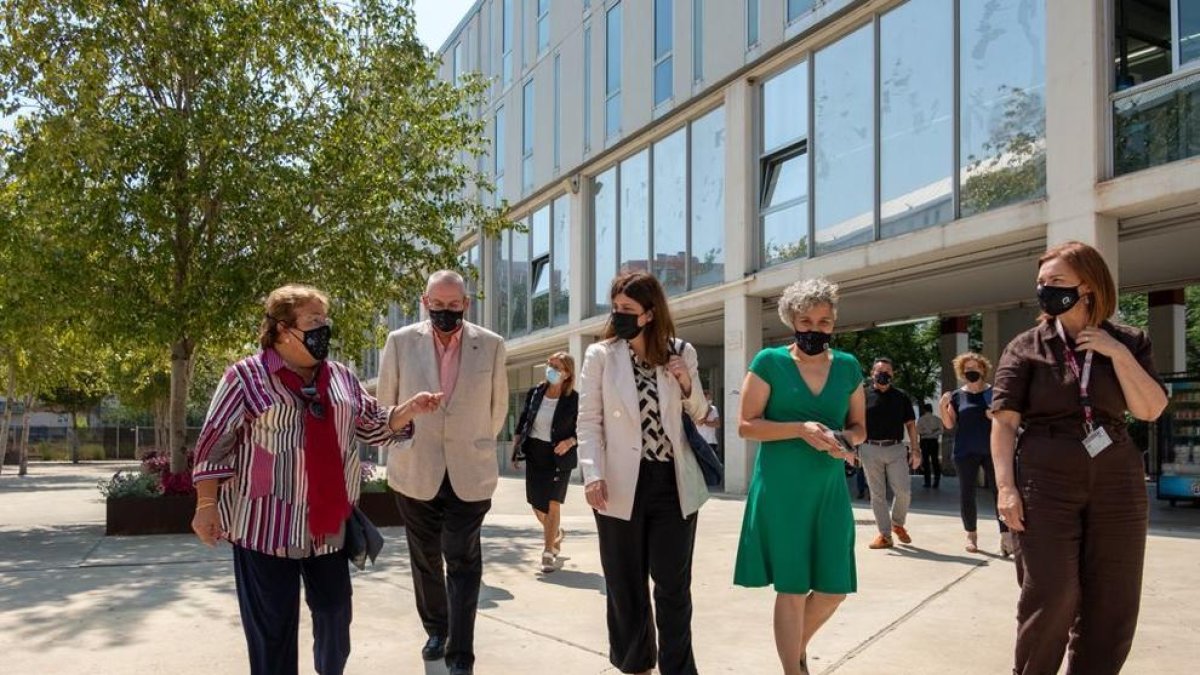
(861, 357, 921, 549)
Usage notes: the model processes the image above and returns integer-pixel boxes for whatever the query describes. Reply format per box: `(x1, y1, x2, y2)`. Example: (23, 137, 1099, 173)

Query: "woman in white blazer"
(578, 271, 709, 675)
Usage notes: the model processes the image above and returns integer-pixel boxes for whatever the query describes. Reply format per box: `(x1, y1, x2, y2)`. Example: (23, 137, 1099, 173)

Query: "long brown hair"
(604, 271, 676, 367)
(546, 351, 576, 396)
(1038, 241, 1116, 326)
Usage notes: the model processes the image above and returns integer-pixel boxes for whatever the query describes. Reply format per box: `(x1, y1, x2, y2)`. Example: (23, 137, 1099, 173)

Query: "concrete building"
(364, 0, 1199, 493)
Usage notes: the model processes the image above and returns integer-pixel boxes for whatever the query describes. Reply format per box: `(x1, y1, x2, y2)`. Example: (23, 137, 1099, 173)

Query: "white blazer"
(577, 338, 710, 521)
(376, 321, 508, 502)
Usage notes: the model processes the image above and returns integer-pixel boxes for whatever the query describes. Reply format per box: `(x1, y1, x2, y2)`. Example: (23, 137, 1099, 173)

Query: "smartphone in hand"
(832, 431, 858, 459)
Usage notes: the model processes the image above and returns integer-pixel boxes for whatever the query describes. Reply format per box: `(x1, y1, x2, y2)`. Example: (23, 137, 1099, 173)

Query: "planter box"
(106, 494, 196, 536)
(358, 490, 404, 527)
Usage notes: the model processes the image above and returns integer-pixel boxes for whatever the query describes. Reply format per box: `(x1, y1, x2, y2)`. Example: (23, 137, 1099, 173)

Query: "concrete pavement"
(1, 462, 1197, 674)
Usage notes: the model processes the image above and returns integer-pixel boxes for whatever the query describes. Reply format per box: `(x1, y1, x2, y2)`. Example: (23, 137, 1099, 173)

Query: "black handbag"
(344, 506, 384, 571)
(671, 340, 724, 487)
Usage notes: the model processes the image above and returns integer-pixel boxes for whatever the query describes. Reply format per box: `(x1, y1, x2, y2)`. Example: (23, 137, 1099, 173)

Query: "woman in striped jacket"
(191, 283, 441, 675)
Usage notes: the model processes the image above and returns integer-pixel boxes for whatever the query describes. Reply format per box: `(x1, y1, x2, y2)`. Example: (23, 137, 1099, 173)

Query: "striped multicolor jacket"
(193, 348, 412, 558)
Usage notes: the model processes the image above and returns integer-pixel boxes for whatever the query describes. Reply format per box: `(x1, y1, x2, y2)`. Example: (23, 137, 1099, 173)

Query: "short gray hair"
(778, 278, 839, 327)
(425, 269, 467, 295)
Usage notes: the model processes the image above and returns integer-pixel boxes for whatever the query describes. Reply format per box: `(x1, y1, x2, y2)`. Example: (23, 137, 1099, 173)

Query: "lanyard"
(1054, 320, 1096, 434)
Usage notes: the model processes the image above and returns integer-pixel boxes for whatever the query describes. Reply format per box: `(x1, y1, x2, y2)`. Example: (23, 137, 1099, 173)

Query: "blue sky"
(413, 0, 477, 51)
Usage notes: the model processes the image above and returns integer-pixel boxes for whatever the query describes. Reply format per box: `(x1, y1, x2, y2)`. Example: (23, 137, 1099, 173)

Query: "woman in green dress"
(734, 278, 867, 675)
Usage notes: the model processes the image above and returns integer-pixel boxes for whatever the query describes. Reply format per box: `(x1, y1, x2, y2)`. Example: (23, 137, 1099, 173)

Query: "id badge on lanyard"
(1056, 320, 1113, 457)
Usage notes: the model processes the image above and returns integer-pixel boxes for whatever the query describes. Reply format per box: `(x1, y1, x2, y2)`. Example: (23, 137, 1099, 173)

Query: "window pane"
(763, 62, 807, 152)
(553, 55, 561, 169)
(503, 0, 514, 84)
(763, 152, 807, 209)
(593, 167, 618, 314)
(654, 57, 673, 106)
(497, 231, 510, 335)
(619, 150, 650, 274)
(494, 107, 505, 176)
(453, 42, 464, 86)
(960, 0, 1046, 217)
(747, 0, 759, 47)
(606, 93, 621, 138)
(763, 204, 808, 265)
(814, 25, 874, 256)
(1182, 0, 1200, 66)
(787, 0, 814, 23)
(532, 207, 551, 330)
(691, 107, 726, 289)
(693, 0, 703, 81)
(653, 129, 687, 296)
(522, 82, 534, 154)
(606, 4, 622, 95)
(552, 195, 571, 325)
(880, 0, 953, 239)
(655, 0, 673, 59)
(511, 224, 529, 335)
(584, 24, 593, 148)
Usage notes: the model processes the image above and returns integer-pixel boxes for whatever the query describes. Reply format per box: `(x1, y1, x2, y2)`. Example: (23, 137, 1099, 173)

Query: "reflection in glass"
(510, 225, 529, 336)
(960, 0, 1045, 217)
(814, 25, 874, 255)
(620, 150, 650, 274)
(691, 107, 725, 288)
(1182, 0, 1200, 67)
(606, 3, 623, 138)
(787, 0, 814, 23)
(762, 153, 808, 265)
(1114, 70, 1200, 175)
(654, 129, 687, 295)
(880, 0, 953, 238)
(531, 207, 551, 331)
(497, 230, 510, 336)
(593, 167, 618, 314)
(552, 195, 571, 325)
(654, 0, 673, 106)
(763, 62, 807, 152)
(523, 81, 535, 193)
(747, 0, 759, 48)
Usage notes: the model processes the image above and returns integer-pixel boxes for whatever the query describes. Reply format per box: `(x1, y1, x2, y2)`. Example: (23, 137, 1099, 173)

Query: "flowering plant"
(360, 460, 389, 494)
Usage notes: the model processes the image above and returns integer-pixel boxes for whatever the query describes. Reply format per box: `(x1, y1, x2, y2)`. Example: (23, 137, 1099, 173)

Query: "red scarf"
(274, 357, 351, 539)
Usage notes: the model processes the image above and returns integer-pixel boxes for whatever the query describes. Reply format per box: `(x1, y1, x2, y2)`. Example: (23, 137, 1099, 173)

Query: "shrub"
(98, 471, 160, 499)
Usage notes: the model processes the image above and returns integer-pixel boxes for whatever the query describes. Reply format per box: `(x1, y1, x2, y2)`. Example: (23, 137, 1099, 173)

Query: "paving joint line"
(820, 560, 989, 674)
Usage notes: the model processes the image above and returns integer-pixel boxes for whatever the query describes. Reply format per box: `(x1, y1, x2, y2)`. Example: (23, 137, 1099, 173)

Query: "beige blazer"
(577, 338, 710, 521)
(376, 321, 508, 502)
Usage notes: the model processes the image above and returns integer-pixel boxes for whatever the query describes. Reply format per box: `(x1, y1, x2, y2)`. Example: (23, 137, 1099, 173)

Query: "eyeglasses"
(300, 383, 325, 420)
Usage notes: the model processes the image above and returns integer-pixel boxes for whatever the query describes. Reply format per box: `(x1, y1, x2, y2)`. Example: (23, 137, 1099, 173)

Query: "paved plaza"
(1, 462, 1197, 674)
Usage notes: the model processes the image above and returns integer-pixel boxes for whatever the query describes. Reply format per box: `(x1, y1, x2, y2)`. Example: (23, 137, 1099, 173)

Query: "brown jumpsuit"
(992, 320, 1163, 675)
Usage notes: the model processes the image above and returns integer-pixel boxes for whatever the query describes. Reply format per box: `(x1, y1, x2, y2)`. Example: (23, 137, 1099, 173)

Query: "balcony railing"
(1114, 67, 1200, 176)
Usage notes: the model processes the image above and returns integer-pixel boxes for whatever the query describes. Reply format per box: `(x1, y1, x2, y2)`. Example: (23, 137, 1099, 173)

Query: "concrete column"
(569, 177, 591, 326)
(938, 316, 970, 395)
(568, 333, 590, 370)
(722, 294, 763, 494)
(1149, 289, 1187, 376)
(1044, 0, 1119, 279)
(982, 306, 1041, 368)
(723, 78, 755, 283)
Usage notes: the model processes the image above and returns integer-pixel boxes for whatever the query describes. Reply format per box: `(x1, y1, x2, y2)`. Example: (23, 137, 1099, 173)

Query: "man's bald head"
(425, 270, 467, 295)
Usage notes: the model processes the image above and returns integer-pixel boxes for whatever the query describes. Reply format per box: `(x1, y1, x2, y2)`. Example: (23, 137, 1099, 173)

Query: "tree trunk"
(18, 394, 33, 477)
(0, 362, 14, 475)
(153, 398, 167, 455)
(169, 337, 195, 473)
(69, 410, 80, 464)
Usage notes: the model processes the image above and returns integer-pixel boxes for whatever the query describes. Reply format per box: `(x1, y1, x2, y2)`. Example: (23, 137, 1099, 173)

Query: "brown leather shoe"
(892, 525, 912, 544)
(868, 533, 894, 549)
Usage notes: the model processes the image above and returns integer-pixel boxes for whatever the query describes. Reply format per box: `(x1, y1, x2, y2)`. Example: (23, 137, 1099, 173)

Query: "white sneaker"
(540, 550, 557, 573)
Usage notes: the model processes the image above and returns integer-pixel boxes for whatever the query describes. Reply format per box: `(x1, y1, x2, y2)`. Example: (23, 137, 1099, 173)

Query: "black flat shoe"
(448, 662, 474, 675)
(421, 635, 447, 661)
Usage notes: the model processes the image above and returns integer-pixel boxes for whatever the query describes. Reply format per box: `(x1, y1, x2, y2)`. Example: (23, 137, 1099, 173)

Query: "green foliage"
(961, 87, 1046, 216)
(836, 321, 942, 403)
(98, 470, 160, 499)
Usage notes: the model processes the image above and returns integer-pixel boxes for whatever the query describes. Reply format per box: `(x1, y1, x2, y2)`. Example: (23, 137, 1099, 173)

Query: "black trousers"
(595, 460, 699, 675)
(232, 546, 352, 675)
(920, 438, 942, 486)
(954, 453, 1008, 534)
(394, 473, 491, 668)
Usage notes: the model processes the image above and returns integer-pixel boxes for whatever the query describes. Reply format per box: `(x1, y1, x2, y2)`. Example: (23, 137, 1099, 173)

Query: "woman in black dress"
(512, 351, 579, 573)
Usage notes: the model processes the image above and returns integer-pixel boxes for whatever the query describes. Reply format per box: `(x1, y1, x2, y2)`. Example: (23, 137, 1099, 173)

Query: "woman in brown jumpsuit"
(991, 241, 1167, 675)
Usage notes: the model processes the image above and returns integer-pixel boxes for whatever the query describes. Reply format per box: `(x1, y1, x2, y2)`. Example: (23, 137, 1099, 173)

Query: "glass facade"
(1181, 0, 1200, 67)
(552, 194, 571, 325)
(693, 0, 703, 82)
(747, 0, 759, 49)
(584, 22, 593, 151)
(494, 106, 505, 200)
(553, 54, 561, 170)
(760, 62, 808, 265)
(787, 0, 815, 24)
(654, 0, 673, 107)
(537, 0, 550, 56)
(879, 0, 953, 238)
(690, 107, 726, 288)
(593, 166, 618, 313)
(619, 150, 650, 273)
(531, 207, 551, 330)
(606, 2, 623, 139)
(522, 80, 535, 193)
(502, 0, 513, 86)
(510, 225, 529, 335)
(654, 129, 688, 295)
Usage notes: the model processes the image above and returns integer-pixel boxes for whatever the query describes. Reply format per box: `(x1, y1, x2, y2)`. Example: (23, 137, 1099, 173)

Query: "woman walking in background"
(734, 278, 866, 675)
(511, 352, 579, 573)
(992, 241, 1166, 674)
(578, 271, 710, 675)
(940, 352, 1008, 555)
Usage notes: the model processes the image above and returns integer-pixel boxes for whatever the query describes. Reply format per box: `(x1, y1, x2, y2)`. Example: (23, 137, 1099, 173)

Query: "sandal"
(965, 532, 979, 553)
(1001, 532, 1014, 558)
(554, 527, 565, 550)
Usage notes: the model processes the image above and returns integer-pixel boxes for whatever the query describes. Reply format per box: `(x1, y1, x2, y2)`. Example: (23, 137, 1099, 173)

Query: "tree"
(1, 0, 507, 471)
(961, 86, 1047, 216)
(837, 321, 942, 404)
(40, 369, 108, 464)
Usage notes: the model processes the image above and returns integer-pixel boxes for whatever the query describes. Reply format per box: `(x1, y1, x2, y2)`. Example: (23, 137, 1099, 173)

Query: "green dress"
(734, 346, 861, 594)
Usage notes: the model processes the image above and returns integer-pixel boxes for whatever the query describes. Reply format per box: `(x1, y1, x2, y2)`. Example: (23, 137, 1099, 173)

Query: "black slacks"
(232, 546, 352, 675)
(1012, 435, 1148, 675)
(394, 473, 491, 668)
(954, 453, 1008, 534)
(920, 438, 942, 486)
(595, 460, 699, 675)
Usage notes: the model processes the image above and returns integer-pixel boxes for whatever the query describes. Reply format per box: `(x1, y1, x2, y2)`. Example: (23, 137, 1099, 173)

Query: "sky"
(412, 0, 477, 51)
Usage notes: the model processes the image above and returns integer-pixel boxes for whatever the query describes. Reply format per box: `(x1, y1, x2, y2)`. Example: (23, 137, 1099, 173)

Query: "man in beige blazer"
(376, 270, 508, 675)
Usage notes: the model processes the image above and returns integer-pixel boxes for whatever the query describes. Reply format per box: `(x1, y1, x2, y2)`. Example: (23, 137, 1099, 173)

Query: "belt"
(866, 439, 904, 446)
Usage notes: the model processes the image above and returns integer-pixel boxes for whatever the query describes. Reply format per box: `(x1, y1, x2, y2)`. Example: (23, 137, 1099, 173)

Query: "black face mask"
(429, 309, 465, 334)
(293, 325, 332, 362)
(874, 372, 893, 386)
(794, 330, 832, 356)
(964, 371, 983, 383)
(611, 311, 644, 340)
(1037, 284, 1082, 317)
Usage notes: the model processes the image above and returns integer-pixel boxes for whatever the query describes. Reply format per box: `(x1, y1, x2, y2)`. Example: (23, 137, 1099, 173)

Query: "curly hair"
(777, 277, 839, 328)
(952, 352, 993, 382)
